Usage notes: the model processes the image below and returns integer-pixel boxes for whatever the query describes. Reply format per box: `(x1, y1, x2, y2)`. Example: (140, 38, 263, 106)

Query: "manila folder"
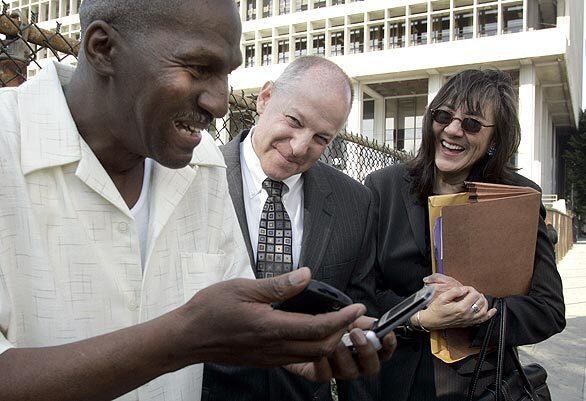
(441, 192, 540, 297)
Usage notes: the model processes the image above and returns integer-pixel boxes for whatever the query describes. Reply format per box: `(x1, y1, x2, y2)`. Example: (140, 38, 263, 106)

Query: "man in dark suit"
(202, 56, 378, 401)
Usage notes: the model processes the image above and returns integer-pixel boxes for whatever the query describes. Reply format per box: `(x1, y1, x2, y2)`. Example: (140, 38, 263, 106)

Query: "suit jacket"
(364, 163, 566, 401)
(202, 130, 377, 401)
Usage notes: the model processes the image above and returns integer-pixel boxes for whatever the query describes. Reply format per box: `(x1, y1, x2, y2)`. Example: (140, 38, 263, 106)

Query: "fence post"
(0, 10, 30, 87)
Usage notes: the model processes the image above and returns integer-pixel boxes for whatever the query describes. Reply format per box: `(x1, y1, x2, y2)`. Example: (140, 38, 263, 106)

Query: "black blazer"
(364, 163, 565, 401)
(202, 130, 377, 401)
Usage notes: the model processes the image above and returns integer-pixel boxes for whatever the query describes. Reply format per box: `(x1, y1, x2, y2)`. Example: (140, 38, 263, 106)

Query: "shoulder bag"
(466, 298, 551, 401)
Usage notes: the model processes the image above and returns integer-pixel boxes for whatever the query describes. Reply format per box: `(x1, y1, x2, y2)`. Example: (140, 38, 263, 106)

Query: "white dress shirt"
(240, 128, 304, 268)
(0, 61, 254, 401)
(130, 158, 153, 268)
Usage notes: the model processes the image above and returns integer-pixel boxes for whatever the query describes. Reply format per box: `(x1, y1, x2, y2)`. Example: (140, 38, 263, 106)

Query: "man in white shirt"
(204, 57, 380, 401)
(0, 2, 395, 400)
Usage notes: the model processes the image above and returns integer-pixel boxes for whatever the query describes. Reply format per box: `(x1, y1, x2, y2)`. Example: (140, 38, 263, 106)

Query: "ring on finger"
(471, 303, 480, 314)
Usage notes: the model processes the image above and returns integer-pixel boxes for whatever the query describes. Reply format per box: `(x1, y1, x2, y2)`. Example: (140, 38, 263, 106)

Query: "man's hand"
(176, 267, 368, 368)
(284, 316, 397, 382)
(0, 268, 368, 401)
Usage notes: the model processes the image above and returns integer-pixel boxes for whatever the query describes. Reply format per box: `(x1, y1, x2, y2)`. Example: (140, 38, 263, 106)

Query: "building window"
(246, 0, 256, 20)
(389, 21, 405, 48)
(503, 4, 523, 34)
(277, 40, 289, 63)
(454, 10, 473, 40)
(296, 0, 308, 12)
(330, 31, 344, 56)
(313, 34, 325, 55)
(410, 18, 427, 46)
(278, 0, 290, 14)
(432, 14, 450, 43)
(245, 45, 255, 67)
(349, 28, 364, 54)
(262, 0, 272, 18)
(362, 99, 375, 138)
(295, 37, 308, 57)
(331, 0, 344, 4)
(478, 7, 498, 37)
(385, 96, 426, 153)
(369, 24, 384, 51)
(261, 42, 272, 66)
(313, 0, 326, 8)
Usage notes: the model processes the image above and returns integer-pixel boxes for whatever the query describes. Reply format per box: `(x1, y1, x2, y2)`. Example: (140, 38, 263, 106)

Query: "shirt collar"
(241, 126, 302, 199)
(18, 60, 225, 176)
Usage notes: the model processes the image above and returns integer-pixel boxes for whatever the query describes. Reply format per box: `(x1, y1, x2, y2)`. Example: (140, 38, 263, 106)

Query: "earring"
(487, 145, 497, 157)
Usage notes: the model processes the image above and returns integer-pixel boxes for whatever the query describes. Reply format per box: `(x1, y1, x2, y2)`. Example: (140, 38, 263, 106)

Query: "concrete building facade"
(230, 0, 583, 195)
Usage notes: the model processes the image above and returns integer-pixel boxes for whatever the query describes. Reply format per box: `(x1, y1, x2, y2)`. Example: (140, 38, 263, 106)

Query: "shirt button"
(118, 222, 129, 233)
(127, 300, 139, 311)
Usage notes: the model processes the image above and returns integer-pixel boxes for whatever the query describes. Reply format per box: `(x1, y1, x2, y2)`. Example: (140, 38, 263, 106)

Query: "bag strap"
(495, 298, 506, 401)
(467, 298, 538, 401)
(466, 300, 500, 401)
(508, 344, 539, 399)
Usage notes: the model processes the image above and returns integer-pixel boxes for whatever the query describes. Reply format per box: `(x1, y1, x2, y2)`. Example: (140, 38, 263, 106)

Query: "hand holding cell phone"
(272, 279, 353, 314)
(342, 286, 435, 351)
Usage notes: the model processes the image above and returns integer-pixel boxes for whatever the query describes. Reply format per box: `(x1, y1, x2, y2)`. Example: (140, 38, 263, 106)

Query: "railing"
(546, 208, 574, 263)
(542, 194, 559, 208)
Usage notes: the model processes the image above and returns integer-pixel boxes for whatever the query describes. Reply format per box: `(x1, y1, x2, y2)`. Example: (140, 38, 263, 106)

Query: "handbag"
(466, 299, 551, 401)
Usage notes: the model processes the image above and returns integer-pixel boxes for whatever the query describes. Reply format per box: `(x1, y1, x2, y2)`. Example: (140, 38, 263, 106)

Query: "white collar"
(18, 60, 225, 176)
(242, 126, 303, 199)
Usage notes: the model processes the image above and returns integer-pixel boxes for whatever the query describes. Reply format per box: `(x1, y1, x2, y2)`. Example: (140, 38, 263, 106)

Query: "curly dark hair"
(408, 69, 520, 199)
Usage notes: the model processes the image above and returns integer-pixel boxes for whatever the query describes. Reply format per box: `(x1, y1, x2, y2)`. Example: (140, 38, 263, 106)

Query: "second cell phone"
(342, 285, 435, 351)
(273, 279, 353, 315)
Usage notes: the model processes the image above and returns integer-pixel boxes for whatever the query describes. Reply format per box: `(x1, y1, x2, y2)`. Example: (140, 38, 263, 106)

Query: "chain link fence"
(1, 3, 408, 182)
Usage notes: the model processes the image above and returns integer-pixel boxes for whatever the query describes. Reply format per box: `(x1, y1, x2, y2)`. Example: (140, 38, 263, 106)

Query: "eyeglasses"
(431, 109, 495, 134)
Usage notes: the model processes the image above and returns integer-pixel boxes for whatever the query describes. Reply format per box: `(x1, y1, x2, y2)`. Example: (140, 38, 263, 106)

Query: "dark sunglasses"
(431, 109, 495, 134)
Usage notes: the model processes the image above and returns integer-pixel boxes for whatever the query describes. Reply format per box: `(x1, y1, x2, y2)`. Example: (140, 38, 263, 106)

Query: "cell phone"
(272, 279, 353, 315)
(342, 285, 435, 351)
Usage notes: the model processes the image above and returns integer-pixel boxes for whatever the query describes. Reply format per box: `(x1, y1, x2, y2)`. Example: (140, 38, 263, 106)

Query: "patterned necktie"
(256, 178, 293, 278)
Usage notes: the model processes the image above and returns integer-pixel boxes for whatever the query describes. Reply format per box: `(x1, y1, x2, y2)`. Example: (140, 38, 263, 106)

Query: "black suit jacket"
(364, 163, 566, 401)
(202, 130, 377, 401)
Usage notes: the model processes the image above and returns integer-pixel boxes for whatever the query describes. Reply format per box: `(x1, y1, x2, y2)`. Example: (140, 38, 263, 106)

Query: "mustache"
(172, 110, 213, 129)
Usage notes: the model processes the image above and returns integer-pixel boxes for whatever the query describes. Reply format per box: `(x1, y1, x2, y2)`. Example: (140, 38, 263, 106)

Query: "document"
(428, 182, 541, 363)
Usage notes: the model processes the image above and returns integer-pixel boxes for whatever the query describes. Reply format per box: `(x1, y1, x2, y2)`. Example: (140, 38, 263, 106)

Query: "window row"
(243, 4, 522, 67)
(9, 0, 82, 22)
(241, 0, 361, 20)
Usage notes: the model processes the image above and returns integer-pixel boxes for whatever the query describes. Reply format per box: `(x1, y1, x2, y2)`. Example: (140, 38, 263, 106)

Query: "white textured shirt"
(240, 128, 304, 268)
(0, 61, 254, 401)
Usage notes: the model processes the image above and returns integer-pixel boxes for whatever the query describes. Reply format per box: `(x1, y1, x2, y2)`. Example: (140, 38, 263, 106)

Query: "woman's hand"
(414, 286, 497, 331)
(423, 273, 463, 299)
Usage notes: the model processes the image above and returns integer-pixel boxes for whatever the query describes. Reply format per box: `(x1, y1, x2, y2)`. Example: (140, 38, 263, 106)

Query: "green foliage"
(564, 110, 586, 217)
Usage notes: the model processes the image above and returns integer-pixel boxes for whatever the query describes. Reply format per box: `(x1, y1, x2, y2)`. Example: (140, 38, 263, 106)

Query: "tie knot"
(262, 178, 287, 197)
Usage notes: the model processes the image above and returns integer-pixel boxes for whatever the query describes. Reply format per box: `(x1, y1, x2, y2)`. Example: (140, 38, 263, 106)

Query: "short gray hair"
(273, 56, 354, 106)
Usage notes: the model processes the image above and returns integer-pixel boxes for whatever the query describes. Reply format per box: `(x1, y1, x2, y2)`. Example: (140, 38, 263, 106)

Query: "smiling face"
(433, 105, 495, 181)
(251, 73, 351, 181)
(112, 0, 242, 169)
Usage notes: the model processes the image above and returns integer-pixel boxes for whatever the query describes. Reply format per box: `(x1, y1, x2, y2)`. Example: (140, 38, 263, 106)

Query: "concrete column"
(240, 0, 246, 21)
(518, 62, 539, 184)
(427, 73, 443, 106)
(363, 85, 385, 142)
(347, 80, 363, 135)
(373, 97, 385, 144)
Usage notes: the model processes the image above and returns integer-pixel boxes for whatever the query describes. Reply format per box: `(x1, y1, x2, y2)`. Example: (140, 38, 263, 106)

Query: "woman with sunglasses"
(364, 69, 565, 400)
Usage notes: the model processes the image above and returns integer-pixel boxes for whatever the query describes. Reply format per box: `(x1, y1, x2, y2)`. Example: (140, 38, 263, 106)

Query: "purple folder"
(434, 217, 443, 274)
